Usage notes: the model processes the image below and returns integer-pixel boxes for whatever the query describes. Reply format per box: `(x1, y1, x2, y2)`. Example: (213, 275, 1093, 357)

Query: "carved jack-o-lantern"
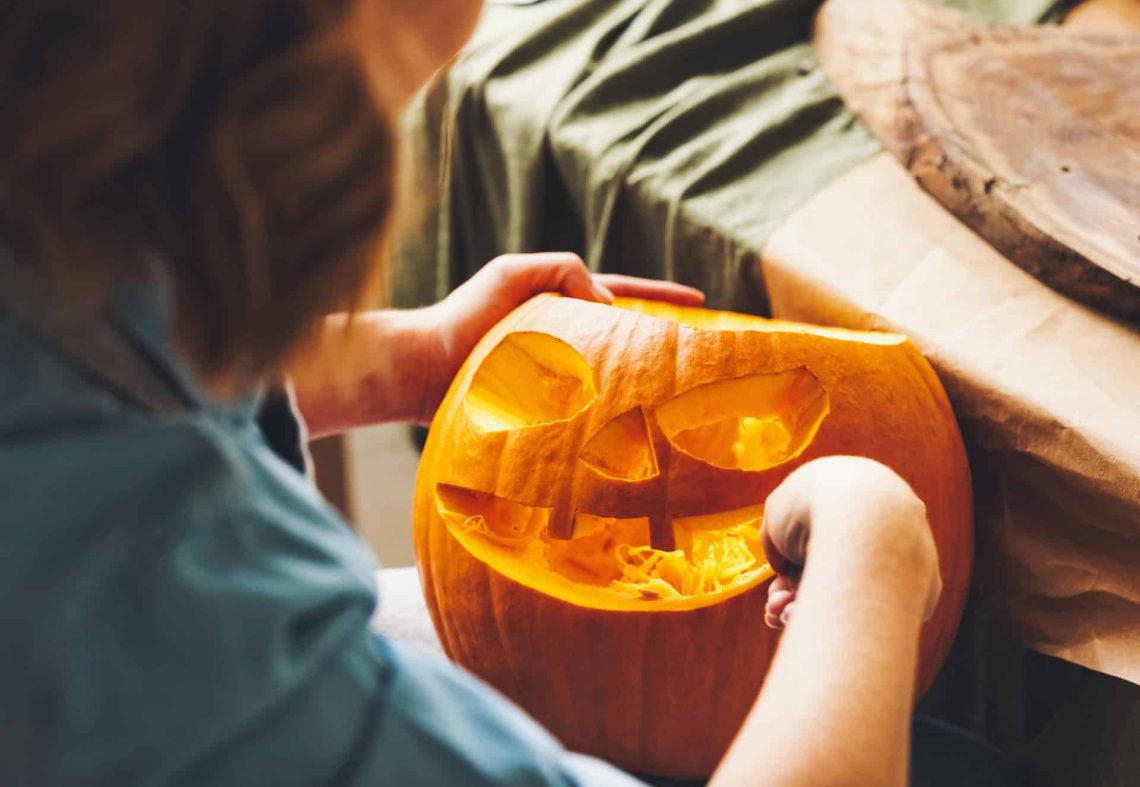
(413, 295, 972, 778)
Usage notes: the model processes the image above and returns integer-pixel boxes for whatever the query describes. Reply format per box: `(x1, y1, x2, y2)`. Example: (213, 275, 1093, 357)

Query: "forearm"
(290, 309, 443, 438)
(712, 513, 934, 787)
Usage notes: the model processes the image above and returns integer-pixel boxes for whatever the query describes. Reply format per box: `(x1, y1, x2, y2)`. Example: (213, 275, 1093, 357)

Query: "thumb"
(542, 254, 613, 303)
(484, 253, 613, 304)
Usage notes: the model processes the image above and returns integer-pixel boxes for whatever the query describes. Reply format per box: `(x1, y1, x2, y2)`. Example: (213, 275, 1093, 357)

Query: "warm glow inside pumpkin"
(438, 481, 772, 610)
(413, 295, 973, 779)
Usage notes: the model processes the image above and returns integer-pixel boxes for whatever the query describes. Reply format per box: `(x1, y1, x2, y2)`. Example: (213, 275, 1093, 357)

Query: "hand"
(417, 252, 704, 422)
(761, 456, 942, 630)
(713, 458, 943, 787)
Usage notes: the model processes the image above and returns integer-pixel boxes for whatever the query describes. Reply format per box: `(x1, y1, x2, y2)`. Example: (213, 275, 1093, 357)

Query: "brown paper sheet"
(762, 153, 1140, 685)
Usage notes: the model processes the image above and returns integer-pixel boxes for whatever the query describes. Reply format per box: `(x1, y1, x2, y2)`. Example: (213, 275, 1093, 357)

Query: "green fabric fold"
(391, 0, 1073, 312)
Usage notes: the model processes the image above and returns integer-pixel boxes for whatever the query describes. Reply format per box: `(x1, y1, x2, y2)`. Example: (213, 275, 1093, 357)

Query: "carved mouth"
(435, 484, 773, 610)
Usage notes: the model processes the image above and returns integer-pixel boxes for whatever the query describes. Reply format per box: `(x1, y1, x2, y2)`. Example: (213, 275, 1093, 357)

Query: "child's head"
(0, 0, 483, 383)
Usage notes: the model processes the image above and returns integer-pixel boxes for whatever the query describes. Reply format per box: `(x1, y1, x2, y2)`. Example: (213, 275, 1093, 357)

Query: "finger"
(491, 252, 613, 304)
(761, 512, 801, 578)
(779, 600, 797, 626)
(591, 279, 616, 303)
(761, 528, 791, 577)
(760, 463, 819, 574)
(552, 258, 612, 304)
(593, 274, 705, 306)
(768, 574, 795, 597)
(767, 589, 795, 619)
(765, 574, 796, 630)
(767, 587, 794, 607)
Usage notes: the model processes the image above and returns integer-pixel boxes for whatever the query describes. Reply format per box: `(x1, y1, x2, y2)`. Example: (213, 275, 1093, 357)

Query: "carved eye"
(464, 332, 596, 432)
(579, 407, 659, 481)
(655, 369, 828, 471)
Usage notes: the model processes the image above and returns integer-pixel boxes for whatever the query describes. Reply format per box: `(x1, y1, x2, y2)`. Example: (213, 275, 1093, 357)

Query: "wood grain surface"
(816, 0, 1140, 322)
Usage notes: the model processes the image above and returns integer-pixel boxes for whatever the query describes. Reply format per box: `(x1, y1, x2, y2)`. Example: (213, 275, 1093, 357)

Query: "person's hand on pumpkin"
(761, 456, 943, 629)
(419, 253, 704, 422)
(711, 456, 944, 787)
(292, 252, 703, 437)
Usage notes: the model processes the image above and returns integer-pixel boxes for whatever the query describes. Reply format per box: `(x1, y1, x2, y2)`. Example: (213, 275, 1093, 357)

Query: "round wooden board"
(815, 0, 1140, 323)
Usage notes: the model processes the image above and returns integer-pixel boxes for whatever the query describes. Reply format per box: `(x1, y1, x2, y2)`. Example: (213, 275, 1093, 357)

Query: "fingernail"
(592, 282, 615, 304)
(780, 602, 796, 625)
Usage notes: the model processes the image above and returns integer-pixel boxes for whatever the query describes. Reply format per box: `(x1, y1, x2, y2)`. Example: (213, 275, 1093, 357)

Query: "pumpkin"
(412, 295, 973, 778)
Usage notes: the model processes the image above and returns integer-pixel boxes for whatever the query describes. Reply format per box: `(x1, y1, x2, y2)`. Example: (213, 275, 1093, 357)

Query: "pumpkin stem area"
(436, 485, 773, 607)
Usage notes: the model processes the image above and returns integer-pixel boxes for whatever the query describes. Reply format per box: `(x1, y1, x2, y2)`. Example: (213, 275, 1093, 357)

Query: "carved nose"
(575, 406, 675, 550)
(578, 407, 659, 481)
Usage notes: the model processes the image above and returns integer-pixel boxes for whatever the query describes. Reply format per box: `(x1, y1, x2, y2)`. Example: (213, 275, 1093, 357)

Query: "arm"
(711, 457, 942, 787)
(289, 308, 440, 437)
(290, 253, 703, 438)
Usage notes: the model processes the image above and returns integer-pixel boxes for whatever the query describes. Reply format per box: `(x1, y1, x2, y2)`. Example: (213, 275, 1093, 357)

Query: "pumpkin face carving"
(413, 295, 973, 778)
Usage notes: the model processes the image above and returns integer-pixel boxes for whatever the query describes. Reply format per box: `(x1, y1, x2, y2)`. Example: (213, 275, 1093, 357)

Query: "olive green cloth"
(391, 0, 1071, 309)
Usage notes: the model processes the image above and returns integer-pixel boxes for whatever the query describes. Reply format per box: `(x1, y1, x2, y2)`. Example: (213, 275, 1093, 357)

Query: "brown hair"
(0, 0, 396, 380)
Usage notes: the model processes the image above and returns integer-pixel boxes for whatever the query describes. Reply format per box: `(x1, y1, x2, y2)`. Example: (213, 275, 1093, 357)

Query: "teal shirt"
(0, 280, 641, 786)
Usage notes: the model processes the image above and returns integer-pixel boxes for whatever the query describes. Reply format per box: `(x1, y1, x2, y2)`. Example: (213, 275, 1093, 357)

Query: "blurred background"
(311, 426, 419, 567)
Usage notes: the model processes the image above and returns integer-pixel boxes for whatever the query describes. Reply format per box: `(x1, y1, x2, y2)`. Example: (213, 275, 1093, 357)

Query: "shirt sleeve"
(28, 418, 645, 787)
(362, 638, 648, 787)
(145, 526, 648, 787)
